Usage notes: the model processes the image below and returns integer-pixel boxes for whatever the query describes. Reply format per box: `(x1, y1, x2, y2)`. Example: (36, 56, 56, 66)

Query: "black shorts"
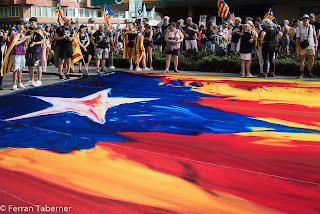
(127, 41, 134, 48)
(26, 50, 42, 67)
(144, 41, 153, 48)
(166, 48, 180, 56)
(81, 47, 89, 63)
(59, 45, 73, 59)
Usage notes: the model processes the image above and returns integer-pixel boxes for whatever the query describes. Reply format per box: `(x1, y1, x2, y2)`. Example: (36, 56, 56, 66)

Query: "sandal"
(163, 70, 169, 73)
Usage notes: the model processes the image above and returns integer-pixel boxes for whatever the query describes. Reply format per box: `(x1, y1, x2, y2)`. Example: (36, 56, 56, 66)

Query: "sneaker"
(13, 85, 18, 90)
(79, 70, 82, 73)
(109, 66, 115, 70)
(129, 65, 133, 70)
(150, 67, 153, 70)
(246, 74, 253, 78)
(240, 73, 245, 78)
(34, 80, 42, 87)
(258, 73, 267, 77)
(135, 67, 142, 71)
(267, 72, 275, 77)
(96, 68, 101, 73)
(143, 67, 150, 71)
(305, 71, 316, 78)
(25, 80, 35, 86)
(18, 83, 25, 89)
(59, 75, 64, 81)
(65, 74, 70, 80)
(43, 67, 47, 72)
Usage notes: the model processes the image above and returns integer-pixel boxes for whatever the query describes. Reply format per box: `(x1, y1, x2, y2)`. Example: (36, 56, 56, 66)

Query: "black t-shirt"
(205, 29, 215, 42)
(161, 24, 169, 44)
(201, 29, 207, 44)
(231, 25, 243, 43)
(26, 28, 44, 53)
(311, 21, 320, 36)
(79, 32, 88, 47)
(93, 30, 111, 49)
(240, 32, 253, 53)
(56, 26, 74, 47)
(185, 23, 198, 40)
(262, 26, 279, 52)
(153, 31, 162, 45)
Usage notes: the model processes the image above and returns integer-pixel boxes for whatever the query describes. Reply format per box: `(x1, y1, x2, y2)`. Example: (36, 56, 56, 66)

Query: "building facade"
(0, 0, 128, 28)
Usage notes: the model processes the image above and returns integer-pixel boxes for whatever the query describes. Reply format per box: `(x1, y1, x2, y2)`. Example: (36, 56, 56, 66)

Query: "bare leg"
(299, 55, 305, 72)
(65, 58, 71, 75)
(142, 54, 146, 69)
(96, 59, 101, 69)
(18, 70, 22, 84)
(173, 55, 179, 72)
(307, 55, 315, 71)
(101, 58, 106, 69)
(28, 66, 34, 81)
(13, 71, 17, 85)
(245, 60, 251, 75)
(165, 54, 172, 72)
(58, 59, 65, 76)
(128, 48, 133, 67)
(240, 59, 245, 76)
(37, 66, 42, 81)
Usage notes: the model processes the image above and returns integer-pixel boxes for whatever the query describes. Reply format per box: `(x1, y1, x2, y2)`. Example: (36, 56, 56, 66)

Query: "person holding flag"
(123, 23, 137, 70)
(9, 21, 31, 90)
(133, 25, 149, 71)
(54, 17, 74, 80)
(25, 17, 44, 87)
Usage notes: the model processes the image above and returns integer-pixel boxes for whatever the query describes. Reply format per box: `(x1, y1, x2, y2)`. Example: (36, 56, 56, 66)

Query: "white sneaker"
(129, 65, 133, 70)
(18, 83, 25, 89)
(246, 74, 253, 78)
(13, 85, 18, 90)
(143, 67, 150, 71)
(34, 80, 42, 87)
(25, 80, 35, 86)
(43, 67, 47, 72)
(135, 67, 142, 71)
(109, 66, 115, 70)
(150, 67, 153, 70)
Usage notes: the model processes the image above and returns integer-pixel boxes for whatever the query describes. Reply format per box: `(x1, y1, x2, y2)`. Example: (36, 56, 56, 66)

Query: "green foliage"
(112, 50, 320, 76)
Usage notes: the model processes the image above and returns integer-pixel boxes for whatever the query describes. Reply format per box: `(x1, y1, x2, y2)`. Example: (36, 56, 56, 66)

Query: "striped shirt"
(11, 29, 25, 56)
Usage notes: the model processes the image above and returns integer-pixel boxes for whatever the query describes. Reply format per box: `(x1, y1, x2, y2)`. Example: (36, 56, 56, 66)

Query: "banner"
(129, 0, 135, 12)
(147, 6, 155, 20)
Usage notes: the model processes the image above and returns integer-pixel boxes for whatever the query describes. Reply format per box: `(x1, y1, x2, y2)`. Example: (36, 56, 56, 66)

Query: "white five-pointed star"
(6, 89, 158, 124)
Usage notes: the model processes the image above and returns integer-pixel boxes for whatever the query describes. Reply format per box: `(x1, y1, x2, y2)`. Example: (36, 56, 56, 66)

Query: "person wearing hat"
(296, 14, 317, 79)
(54, 17, 74, 80)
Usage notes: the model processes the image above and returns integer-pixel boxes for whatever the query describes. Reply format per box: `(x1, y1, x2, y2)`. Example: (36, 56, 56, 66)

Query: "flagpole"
(135, 0, 138, 24)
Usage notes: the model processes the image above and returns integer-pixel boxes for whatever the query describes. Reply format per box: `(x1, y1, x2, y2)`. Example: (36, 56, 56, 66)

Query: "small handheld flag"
(142, 4, 147, 19)
(104, 4, 114, 28)
(263, 8, 275, 21)
(217, 0, 229, 19)
(55, 0, 64, 26)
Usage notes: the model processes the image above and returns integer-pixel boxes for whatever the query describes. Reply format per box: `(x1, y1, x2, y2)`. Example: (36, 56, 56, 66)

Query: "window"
(114, 11, 125, 18)
(97, 10, 103, 18)
(7, 7, 20, 17)
(68, 8, 75, 17)
(41, 6, 47, 17)
(79, 9, 84, 17)
(0, 8, 5, 18)
(84, 9, 90, 17)
(31, 6, 41, 17)
(49, 7, 56, 17)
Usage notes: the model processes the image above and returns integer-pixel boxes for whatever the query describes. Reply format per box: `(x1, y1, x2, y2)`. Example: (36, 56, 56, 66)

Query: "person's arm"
(77, 33, 85, 49)
(85, 34, 90, 48)
(295, 28, 300, 55)
(148, 30, 153, 42)
(54, 29, 65, 41)
(15, 35, 30, 46)
(176, 31, 184, 43)
(110, 36, 115, 50)
(30, 34, 44, 47)
(92, 33, 99, 47)
(69, 31, 75, 42)
(260, 31, 266, 45)
(276, 31, 283, 41)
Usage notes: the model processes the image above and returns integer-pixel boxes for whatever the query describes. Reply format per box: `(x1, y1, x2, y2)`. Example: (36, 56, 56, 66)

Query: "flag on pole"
(104, 4, 114, 28)
(227, 13, 235, 25)
(142, 4, 147, 18)
(217, 0, 229, 18)
(55, 0, 64, 26)
(148, 6, 155, 21)
(71, 31, 83, 71)
(263, 8, 275, 20)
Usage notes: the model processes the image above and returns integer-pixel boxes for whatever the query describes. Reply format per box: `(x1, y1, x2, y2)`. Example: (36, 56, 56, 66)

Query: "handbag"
(299, 25, 311, 49)
(165, 31, 179, 53)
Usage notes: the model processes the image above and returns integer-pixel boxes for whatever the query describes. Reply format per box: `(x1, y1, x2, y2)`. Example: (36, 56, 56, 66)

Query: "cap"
(222, 21, 227, 25)
(302, 14, 310, 20)
(309, 13, 315, 18)
(99, 24, 104, 28)
(63, 17, 71, 22)
(71, 21, 75, 25)
(80, 24, 87, 29)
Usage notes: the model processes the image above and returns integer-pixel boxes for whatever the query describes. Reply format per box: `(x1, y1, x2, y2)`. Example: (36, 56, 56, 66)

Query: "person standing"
(54, 17, 74, 80)
(143, 24, 153, 70)
(123, 23, 137, 70)
(10, 21, 30, 90)
(25, 17, 44, 87)
(153, 26, 162, 52)
(309, 13, 320, 55)
(161, 16, 170, 51)
(237, 24, 255, 77)
(205, 21, 215, 53)
(230, 17, 243, 53)
(184, 17, 199, 50)
(260, 19, 282, 77)
(296, 14, 317, 79)
(93, 25, 112, 73)
(134, 25, 149, 71)
(288, 19, 299, 55)
(164, 22, 183, 73)
(77, 25, 90, 73)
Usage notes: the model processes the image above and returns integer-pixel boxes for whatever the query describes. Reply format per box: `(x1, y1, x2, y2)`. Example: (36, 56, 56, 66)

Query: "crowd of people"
(0, 13, 319, 90)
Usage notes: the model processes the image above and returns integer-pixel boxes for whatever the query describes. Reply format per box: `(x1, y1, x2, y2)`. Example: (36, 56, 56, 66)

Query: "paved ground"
(0, 64, 319, 95)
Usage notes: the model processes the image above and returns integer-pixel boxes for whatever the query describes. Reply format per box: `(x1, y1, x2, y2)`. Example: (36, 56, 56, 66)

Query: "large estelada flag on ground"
(104, 4, 114, 28)
(0, 31, 21, 76)
(217, 0, 229, 18)
(55, 0, 64, 26)
(263, 8, 275, 20)
(71, 31, 83, 71)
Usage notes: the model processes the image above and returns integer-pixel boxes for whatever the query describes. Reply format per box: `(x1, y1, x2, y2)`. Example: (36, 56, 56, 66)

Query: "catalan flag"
(227, 13, 235, 25)
(104, 4, 114, 28)
(55, 0, 64, 26)
(0, 31, 21, 76)
(217, 0, 229, 19)
(133, 31, 144, 65)
(70, 31, 83, 71)
(263, 8, 275, 21)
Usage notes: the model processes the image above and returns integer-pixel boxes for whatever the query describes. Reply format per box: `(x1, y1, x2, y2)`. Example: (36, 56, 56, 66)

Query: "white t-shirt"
(296, 24, 316, 49)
